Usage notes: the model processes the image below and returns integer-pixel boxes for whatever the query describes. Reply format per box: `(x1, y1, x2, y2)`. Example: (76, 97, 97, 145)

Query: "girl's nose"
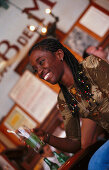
(37, 65, 43, 76)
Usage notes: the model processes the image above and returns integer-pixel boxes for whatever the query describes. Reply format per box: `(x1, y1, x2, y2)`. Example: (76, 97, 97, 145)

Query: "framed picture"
(9, 70, 58, 123)
(0, 104, 38, 145)
(79, 6, 109, 38)
(64, 26, 99, 57)
(4, 105, 38, 131)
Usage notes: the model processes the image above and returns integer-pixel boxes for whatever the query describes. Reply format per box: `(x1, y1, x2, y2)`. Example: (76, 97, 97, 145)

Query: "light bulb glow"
(45, 8, 51, 14)
(41, 27, 47, 34)
(29, 25, 36, 32)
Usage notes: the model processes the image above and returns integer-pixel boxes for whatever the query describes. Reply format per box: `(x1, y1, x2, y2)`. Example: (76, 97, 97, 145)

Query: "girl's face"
(29, 49, 64, 84)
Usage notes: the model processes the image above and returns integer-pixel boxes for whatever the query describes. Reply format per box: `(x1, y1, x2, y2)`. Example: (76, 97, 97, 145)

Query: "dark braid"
(29, 38, 64, 54)
(29, 38, 92, 116)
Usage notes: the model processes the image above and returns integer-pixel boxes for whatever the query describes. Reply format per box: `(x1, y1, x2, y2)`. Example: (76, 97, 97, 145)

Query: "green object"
(59, 152, 70, 162)
(44, 157, 59, 170)
(25, 132, 45, 153)
(0, 0, 9, 9)
(53, 151, 66, 165)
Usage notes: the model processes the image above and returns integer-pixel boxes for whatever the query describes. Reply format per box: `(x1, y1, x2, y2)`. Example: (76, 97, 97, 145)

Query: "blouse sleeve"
(82, 55, 109, 97)
(57, 91, 81, 141)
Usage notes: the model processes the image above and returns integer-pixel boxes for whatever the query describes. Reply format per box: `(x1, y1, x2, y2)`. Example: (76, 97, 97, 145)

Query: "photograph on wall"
(64, 26, 99, 56)
(9, 70, 58, 123)
(4, 105, 37, 131)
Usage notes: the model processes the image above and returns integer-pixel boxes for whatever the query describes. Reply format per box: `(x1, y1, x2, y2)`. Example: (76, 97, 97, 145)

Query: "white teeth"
(44, 73, 50, 80)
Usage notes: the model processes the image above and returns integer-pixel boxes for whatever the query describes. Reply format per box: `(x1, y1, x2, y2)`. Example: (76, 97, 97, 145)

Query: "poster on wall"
(9, 70, 58, 123)
(79, 6, 109, 37)
(4, 105, 38, 131)
(64, 26, 99, 56)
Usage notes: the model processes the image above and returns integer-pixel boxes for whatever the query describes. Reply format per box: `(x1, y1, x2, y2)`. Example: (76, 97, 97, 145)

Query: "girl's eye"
(39, 59, 45, 65)
(32, 67, 37, 74)
(34, 69, 37, 74)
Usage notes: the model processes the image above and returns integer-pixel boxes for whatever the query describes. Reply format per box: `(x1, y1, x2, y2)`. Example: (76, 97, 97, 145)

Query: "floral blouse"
(58, 55, 109, 140)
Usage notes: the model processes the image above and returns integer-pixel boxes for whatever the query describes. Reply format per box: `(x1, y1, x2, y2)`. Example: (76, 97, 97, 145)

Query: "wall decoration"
(4, 105, 37, 131)
(79, 6, 109, 37)
(64, 26, 99, 56)
(9, 70, 58, 123)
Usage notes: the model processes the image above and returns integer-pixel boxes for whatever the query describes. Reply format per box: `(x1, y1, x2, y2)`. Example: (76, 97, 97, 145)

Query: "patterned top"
(57, 55, 109, 140)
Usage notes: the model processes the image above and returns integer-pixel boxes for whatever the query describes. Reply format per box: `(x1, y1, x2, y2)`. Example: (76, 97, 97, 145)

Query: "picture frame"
(0, 104, 39, 145)
(63, 26, 99, 57)
(79, 6, 109, 38)
(9, 70, 58, 123)
(4, 105, 38, 131)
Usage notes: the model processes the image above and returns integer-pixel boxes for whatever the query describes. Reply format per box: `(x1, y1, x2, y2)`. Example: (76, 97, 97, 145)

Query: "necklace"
(68, 85, 99, 116)
(68, 86, 90, 115)
(60, 69, 98, 116)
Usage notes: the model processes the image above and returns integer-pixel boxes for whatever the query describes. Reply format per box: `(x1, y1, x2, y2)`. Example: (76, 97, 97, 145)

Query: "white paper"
(9, 70, 58, 123)
(80, 6, 109, 37)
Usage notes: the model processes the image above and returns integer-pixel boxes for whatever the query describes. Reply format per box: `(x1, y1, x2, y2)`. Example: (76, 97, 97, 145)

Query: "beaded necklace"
(66, 70, 99, 116)
(68, 86, 89, 115)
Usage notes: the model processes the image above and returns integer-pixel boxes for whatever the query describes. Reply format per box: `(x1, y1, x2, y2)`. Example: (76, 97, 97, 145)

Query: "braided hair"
(29, 38, 92, 116)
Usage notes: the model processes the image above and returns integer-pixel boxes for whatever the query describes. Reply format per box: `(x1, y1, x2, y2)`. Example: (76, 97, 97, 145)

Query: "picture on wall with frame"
(64, 26, 99, 57)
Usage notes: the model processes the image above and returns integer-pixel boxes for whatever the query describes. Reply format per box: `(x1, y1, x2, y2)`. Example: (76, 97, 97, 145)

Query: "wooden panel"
(59, 140, 105, 170)
(90, 0, 109, 13)
(0, 131, 17, 148)
(0, 155, 17, 170)
(0, 141, 6, 153)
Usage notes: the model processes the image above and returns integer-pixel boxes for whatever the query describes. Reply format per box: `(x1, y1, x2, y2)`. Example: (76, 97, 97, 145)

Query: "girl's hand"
(33, 128, 46, 141)
(34, 128, 50, 143)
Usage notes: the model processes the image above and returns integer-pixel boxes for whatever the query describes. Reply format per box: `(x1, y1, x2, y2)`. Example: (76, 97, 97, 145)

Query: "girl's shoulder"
(82, 55, 101, 69)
